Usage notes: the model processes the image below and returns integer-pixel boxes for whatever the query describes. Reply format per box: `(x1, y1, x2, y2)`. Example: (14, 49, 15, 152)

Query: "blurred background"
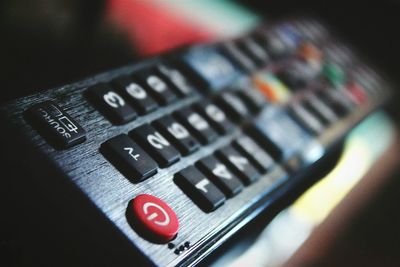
(1, 1, 400, 266)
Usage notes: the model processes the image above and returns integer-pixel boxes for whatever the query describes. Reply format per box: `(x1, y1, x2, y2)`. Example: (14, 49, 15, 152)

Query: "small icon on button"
(127, 194, 179, 243)
(143, 202, 170, 226)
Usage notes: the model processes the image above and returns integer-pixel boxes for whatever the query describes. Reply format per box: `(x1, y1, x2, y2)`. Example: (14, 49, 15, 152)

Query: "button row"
(102, 132, 273, 211)
(101, 115, 198, 183)
(179, 26, 303, 93)
(101, 124, 274, 210)
(97, 84, 357, 184)
(87, 64, 194, 125)
(286, 84, 365, 136)
(219, 26, 303, 75)
(174, 137, 273, 213)
(100, 94, 253, 182)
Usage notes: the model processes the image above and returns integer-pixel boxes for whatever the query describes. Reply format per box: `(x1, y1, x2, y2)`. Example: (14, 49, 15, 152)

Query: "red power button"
(128, 194, 179, 243)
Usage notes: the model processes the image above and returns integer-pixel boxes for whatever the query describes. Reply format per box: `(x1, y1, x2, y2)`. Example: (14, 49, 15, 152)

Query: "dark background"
(1, 1, 399, 108)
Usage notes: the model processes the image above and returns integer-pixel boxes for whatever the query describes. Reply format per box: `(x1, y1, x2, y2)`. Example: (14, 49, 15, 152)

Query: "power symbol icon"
(143, 202, 170, 226)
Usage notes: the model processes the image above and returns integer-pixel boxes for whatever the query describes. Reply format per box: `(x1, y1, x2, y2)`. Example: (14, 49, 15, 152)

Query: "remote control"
(0, 18, 391, 266)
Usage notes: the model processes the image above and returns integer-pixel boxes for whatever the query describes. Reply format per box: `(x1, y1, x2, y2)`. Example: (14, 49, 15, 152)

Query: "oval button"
(128, 194, 179, 243)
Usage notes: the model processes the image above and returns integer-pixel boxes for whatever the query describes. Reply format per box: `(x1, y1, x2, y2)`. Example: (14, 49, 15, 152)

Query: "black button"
(303, 93, 337, 125)
(25, 101, 86, 149)
(196, 156, 243, 197)
(101, 134, 158, 182)
(255, 31, 290, 59)
(276, 67, 307, 90)
(237, 37, 270, 67)
(288, 103, 324, 135)
(216, 92, 250, 122)
(220, 42, 257, 72)
(86, 83, 137, 124)
(174, 107, 218, 144)
(233, 134, 274, 172)
(216, 145, 260, 185)
(280, 61, 319, 90)
(153, 115, 200, 155)
(113, 76, 159, 114)
(237, 87, 268, 113)
(193, 100, 235, 134)
(317, 89, 354, 117)
(157, 64, 194, 97)
(134, 69, 177, 105)
(174, 166, 225, 212)
(130, 124, 180, 167)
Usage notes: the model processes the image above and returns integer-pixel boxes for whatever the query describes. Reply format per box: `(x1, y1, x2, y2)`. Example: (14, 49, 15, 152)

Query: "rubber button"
(26, 101, 86, 149)
(128, 194, 179, 243)
(216, 92, 250, 122)
(130, 124, 180, 168)
(86, 83, 137, 125)
(101, 135, 158, 182)
(174, 166, 226, 212)
(153, 115, 200, 155)
(174, 107, 218, 144)
(134, 69, 177, 105)
(193, 100, 235, 135)
(113, 76, 159, 114)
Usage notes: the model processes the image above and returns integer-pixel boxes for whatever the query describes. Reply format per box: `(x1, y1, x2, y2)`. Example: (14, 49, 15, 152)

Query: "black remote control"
(0, 18, 391, 266)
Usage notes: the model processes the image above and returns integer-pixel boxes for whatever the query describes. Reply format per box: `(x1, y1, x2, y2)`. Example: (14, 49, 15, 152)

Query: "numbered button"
(288, 102, 324, 135)
(221, 41, 257, 72)
(130, 124, 180, 167)
(113, 76, 159, 114)
(157, 64, 194, 96)
(303, 93, 337, 125)
(233, 134, 274, 172)
(193, 100, 235, 134)
(134, 70, 177, 105)
(237, 87, 268, 113)
(238, 37, 270, 67)
(196, 156, 243, 197)
(216, 145, 260, 185)
(216, 92, 250, 121)
(317, 89, 354, 117)
(153, 115, 200, 155)
(174, 107, 218, 144)
(175, 166, 226, 212)
(101, 134, 158, 182)
(87, 84, 137, 124)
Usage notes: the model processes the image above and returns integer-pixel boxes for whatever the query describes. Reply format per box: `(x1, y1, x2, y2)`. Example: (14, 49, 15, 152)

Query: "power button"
(128, 194, 179, 243)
